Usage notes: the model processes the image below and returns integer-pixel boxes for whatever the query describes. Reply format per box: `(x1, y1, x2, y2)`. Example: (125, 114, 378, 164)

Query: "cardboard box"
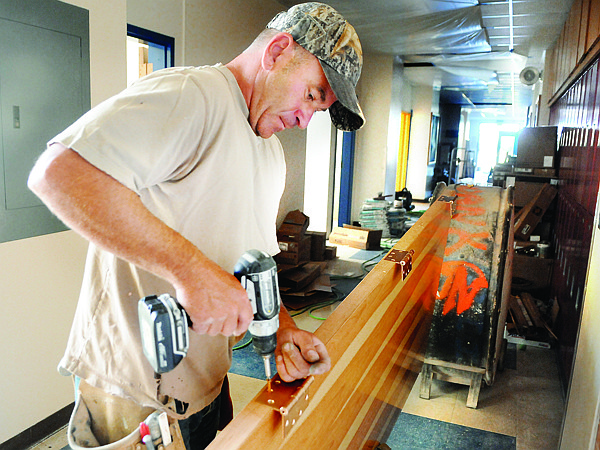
(512, 254, 554, 291)
(306, 231, 326, 261)
(328, 225, 382, 250)
(515, 126, 558, 169)
(514, 184, 557, 240)
(325, 245, 337, 260)
(277, 210, 309, 242)
(275, 236, 311, 266)
(514, 181, 551, 208)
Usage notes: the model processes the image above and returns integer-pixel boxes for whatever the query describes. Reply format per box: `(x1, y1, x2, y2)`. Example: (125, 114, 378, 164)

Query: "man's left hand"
(275, 326, 331, 382)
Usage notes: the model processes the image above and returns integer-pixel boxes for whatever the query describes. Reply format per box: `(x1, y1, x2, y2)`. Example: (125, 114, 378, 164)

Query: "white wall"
(184, 0, 282, 67)
(127, 0, 185, 66)
(383, 58, 411, 198)
(0, 0, 127, 443)
(304, 112, 335, 233)
(352, 53, 394, 222)
(277, 127, 309, 224)
(0, 232, 89, 442)
(406, 85, 435, 200)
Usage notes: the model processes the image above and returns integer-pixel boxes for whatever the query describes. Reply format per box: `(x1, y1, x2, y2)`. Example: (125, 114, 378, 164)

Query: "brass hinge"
(437, 195, 457, 203)
(257, 375, 314, 437)
(384, 249, 415, 279)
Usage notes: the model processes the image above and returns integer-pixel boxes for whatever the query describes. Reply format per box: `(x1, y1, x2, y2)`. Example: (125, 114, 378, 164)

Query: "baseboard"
(0, 402, 73, 450)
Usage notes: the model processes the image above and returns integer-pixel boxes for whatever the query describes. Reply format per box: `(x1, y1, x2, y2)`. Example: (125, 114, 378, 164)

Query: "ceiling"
(276, 0, 575, 121)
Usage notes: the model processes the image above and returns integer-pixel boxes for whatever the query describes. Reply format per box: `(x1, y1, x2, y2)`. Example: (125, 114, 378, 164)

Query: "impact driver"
(138, 249, 280, 380)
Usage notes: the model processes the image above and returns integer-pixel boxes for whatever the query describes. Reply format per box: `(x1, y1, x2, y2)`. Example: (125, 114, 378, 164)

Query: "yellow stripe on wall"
(396, 112, 411, 192)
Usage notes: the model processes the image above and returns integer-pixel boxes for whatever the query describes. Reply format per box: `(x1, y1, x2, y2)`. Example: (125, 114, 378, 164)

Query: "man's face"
(249, 49, 337, 139)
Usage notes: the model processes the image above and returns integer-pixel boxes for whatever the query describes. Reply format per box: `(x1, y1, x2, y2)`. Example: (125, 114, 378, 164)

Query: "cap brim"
(320, 61, 365, 131)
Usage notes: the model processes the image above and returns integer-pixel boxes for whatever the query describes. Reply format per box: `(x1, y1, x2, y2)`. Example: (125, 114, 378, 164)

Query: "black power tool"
(138, 250, 280, 379)
(233, 249, 280, 380)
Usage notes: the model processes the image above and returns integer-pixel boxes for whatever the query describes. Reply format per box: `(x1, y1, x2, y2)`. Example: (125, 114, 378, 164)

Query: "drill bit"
(263, 354, 272, 380)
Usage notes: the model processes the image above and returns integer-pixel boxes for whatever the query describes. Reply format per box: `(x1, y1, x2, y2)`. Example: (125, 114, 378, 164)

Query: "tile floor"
(400, 345, 564, 449)
(29, 244, 565, 450)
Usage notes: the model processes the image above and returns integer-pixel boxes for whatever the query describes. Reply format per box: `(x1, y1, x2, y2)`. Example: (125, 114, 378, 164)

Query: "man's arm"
(28, 143, 253, 336)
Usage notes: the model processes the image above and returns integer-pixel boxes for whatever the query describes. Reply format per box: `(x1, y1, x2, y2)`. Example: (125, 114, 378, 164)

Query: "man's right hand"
(173, 257, 253, 337)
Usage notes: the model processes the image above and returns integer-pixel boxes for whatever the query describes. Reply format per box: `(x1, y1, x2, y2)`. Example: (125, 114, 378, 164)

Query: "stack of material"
(359, 199, 390, 237)
(275, 210, 311, 267)
(506, 293, 554, 346)
(275, 210, 337, 310)
(278, 262, 333, 310)
(387, 201, 407, 237)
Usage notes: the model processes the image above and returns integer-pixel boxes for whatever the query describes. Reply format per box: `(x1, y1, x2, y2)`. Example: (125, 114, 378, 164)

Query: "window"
(127, 25, 174, 85)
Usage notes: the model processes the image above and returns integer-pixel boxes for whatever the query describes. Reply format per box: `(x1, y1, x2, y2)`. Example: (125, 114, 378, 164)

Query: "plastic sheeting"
(276, 1, 489, 56)
(430, 52, 530, 87)
(428, 52, 529, 72)
(435, 65, 498, 85)
(361, 6, 490, 55)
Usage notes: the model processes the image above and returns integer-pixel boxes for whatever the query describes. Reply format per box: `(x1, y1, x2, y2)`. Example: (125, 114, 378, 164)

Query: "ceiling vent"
(519, 67, 540, 86)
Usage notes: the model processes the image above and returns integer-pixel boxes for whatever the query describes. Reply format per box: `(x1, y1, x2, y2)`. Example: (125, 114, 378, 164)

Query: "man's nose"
(296, 107, 315, 129)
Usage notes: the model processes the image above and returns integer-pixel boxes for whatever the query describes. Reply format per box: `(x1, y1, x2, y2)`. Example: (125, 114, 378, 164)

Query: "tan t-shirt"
(51, 65, 286, 418)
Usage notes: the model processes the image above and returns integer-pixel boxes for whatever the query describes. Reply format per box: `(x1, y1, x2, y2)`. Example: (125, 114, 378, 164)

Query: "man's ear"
(262, 32, 295, 71)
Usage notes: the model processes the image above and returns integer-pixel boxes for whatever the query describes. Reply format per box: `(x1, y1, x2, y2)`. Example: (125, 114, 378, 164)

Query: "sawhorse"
(419, 358, 486, 409)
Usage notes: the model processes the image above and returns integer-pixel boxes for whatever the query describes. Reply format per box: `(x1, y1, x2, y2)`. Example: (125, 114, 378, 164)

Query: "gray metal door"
(0, 0, 90, 242)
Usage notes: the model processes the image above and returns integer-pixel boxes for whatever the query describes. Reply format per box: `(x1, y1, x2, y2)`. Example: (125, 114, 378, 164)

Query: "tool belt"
(68, 379, 186, 450)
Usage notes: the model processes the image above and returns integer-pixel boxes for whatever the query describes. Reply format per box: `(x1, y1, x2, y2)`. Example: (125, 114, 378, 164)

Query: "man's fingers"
(276, 343, 303, 380)
(308, 361, 329, 375)
(191, 310, 250, 337)
(276, 341, 331, 381)
(312, 340, 330, 365)
(277, 348, 301, 382)
(236, 305, 254, 334)
(284, 342, 318, 377)
(304, 340, 331, 375)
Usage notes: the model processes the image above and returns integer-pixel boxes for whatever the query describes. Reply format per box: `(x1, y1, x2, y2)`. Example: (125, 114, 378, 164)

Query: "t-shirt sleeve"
(50, 70, 211, 193)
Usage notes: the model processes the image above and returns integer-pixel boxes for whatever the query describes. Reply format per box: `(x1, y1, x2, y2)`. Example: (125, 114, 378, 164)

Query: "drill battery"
(138, 294, 190, 374)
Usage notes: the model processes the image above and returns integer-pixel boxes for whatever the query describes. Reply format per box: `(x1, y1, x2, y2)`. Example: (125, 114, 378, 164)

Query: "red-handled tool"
(139, 422, 155, 450)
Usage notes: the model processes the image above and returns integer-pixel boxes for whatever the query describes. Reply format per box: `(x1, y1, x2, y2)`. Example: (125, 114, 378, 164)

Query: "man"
(28, 2, 364, 448)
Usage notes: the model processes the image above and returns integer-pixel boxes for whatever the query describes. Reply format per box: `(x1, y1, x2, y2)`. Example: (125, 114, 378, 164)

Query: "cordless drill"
(233, 249, 280, 380)
(138, 249, 281, 380)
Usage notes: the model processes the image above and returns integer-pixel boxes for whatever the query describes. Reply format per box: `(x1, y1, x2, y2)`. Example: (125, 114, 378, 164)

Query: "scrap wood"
(508, 294, 558, 343)
(282, 291, 334, 311)
(516, 296, 534, 328)
(278, 262, 326, 291)
(507, 308, 522, 336)
(521, 292, 559, 341)
(280, 274, 332, 297)
(509, 295, 530, 331)
(281, 274, 334, 310)
(514, 207, 525, 221)
(520, 292, 545, 329)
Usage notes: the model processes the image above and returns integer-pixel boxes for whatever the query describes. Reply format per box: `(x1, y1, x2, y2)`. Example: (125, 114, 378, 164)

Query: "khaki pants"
(68, 379, 186, 450)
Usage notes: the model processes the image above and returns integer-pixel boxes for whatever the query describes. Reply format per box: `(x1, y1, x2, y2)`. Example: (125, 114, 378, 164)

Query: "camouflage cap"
(268, 2, 365, 131)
